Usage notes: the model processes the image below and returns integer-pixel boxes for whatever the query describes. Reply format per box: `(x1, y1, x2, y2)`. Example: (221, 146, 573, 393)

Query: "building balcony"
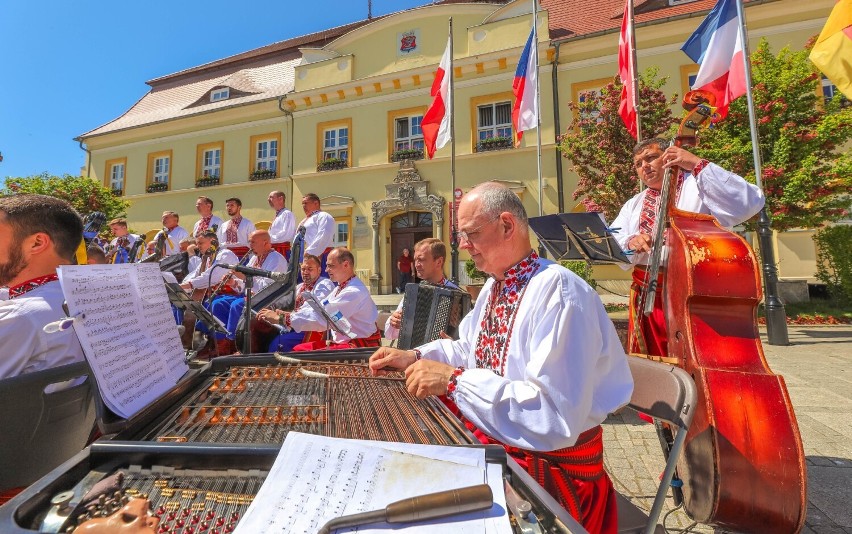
(475, 136, 513, 153)
(390, 148, 424, 163)
(195, 176, 221, 188)
(146, 182, 169, 193)
(317, 158, 347, 172)
(249, 169, 278, 181)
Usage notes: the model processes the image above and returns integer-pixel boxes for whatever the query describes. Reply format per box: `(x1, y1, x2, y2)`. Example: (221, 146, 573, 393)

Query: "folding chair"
(0, 362, 95, 491)
(617, 356, 697, 534)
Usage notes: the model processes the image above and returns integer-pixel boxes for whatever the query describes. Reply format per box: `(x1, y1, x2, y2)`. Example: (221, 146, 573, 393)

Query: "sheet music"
(57, 263, 188, 419)
(234, 433, 511, 534)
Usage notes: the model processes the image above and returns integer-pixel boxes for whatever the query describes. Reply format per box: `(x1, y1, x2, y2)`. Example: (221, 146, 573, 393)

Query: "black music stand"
(165, 282, 229, 358)
(529, 213, 631, 265)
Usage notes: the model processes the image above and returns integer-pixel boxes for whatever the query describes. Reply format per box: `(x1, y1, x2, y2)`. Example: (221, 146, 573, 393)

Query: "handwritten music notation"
(234, 433, 511, 534)
(57, 263, 189, 419)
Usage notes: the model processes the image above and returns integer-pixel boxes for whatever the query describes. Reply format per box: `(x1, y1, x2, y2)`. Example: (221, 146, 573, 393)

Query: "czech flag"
(810, 0, 852, 100)
(422, 36, 452, 159)
(512, 27, 538, 146)
(681, 0, 746, 119)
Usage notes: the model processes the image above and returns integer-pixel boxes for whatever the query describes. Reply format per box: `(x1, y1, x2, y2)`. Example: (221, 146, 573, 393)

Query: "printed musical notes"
(234, 433, 511, 534)
(57, 263, 189, 419)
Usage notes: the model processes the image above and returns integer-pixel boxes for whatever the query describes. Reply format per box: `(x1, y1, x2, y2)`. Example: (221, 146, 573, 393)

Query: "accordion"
(398, 283, 472, 350)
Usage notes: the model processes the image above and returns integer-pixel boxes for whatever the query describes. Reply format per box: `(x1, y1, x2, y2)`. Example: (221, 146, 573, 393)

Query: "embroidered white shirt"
(269, 209, 297, 245)
(300, 211, 336, 256)
(289, 277, 378, 344)
(217, 218, 257, 249)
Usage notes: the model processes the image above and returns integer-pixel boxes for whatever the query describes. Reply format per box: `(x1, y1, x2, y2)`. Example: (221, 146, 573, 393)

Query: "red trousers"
(292, 329, 382, 351)
(629, 266, 667, 357)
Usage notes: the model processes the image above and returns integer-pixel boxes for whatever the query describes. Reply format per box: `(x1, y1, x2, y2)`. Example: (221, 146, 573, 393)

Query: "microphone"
(219, 264, 285, 279)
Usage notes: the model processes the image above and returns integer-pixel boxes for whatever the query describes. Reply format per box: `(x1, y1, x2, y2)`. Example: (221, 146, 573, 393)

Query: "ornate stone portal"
(370, 160, 445, 293)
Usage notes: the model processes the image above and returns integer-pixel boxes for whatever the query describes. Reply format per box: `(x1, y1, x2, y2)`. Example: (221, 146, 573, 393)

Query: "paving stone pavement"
(604, 325, 852, 533)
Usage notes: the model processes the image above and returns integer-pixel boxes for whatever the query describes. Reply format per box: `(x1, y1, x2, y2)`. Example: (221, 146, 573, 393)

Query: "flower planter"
(195, 176, 221, 188)
(317, 158, 347, 172)
(390, 149, 424, 162)
(146, 183, 168, 193)
(476, 137, 513, 153)
(249, 170, 277, 181)
(111, 188, 123, 196)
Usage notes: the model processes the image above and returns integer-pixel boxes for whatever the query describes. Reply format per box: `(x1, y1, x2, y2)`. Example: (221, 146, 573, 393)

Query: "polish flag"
(681, 0, 747, 119)
(512, 28, 538, 145)
(618, 0, 638, 138)
(422, 36, 452, 159)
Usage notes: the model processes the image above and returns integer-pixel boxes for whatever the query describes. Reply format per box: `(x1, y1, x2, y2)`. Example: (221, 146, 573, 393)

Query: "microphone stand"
(241, 274, 255, 354)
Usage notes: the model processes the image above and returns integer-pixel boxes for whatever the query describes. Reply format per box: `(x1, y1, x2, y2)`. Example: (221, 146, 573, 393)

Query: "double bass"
(638, 91, 806, 533)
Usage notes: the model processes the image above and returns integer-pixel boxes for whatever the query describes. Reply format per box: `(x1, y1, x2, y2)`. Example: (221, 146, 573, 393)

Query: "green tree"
(694, 38, 852, 230)
(556, 67, 678, 219)
(1, 173, 129, 221)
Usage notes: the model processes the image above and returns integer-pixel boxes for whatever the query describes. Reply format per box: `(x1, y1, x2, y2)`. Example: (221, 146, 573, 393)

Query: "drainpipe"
(550, 41, 564, 213)
(278, 94, 296, 211)
(78, 139, 92, 178)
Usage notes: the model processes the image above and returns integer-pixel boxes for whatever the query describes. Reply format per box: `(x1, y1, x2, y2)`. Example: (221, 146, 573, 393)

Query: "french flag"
(681, 0, 746, 119)
(512, 27, 538, 145)
(422, 36, 452, 159)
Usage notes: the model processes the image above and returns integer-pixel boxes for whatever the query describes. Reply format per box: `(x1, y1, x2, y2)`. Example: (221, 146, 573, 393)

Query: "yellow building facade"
(78, 0, 835, 294)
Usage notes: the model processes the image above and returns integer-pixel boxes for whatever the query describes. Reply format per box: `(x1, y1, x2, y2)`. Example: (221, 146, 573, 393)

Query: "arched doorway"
(390, 211, 433, 290)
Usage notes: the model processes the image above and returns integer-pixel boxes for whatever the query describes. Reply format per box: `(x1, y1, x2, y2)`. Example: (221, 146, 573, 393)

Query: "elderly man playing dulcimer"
(370, 182, 633, 533)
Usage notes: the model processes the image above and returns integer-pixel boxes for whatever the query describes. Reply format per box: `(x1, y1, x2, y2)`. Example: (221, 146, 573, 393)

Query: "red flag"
(618, 0, 638, 138)
(422, 36, 452, 159)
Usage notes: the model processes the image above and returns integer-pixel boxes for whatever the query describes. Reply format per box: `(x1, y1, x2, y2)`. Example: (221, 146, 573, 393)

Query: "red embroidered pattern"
(8, 273, 59, 299)
(446, 366, 465, 400)
(196, 215, 213, 237)
(251, 251, 270, 269)
(692, 159, 710, 177)
(334, 275, 355, 296)
(637, 173, 686, 237)
(473, 251, 541, 375)
(225, 216, 242, 244)
(295, 278, 317, 310)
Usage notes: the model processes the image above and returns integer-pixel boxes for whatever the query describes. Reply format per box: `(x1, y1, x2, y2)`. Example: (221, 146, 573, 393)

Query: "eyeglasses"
(457, 215, 500, 244)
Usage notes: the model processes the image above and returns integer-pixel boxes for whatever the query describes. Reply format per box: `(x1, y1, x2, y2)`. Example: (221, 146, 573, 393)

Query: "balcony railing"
(317, 158, 347, 172)
(146, 182, 168, 193)
(195, 176, 221, 188)
(249, 169, 278, 181)
(390, 148, 424, 162)
(475, 136, 513, 153)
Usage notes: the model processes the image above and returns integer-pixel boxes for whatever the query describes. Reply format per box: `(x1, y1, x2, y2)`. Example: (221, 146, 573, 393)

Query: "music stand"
(164, 282, 229, 339)
(529, 213, 631, 265)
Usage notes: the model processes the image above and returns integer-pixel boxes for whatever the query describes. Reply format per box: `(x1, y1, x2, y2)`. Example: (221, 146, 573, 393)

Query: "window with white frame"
(323, 127, 349, 161)
(477, 102, 512, 142)
(201, 148, 221, 177)
(256, 139, 278, 172)
(394, 116, 424, 151)
(332, 220, 349, 248)
(110, 163, 125, 191)
(210, 88, 230, 102)
(152, 156, 170, 184)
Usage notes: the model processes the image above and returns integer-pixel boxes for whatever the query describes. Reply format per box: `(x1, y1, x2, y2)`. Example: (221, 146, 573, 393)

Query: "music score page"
(234, 432, 511, 533)
(58, 263, 188, 419)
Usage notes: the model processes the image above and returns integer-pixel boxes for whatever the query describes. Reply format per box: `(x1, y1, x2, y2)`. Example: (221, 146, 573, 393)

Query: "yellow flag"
(810, 0, 852, 100)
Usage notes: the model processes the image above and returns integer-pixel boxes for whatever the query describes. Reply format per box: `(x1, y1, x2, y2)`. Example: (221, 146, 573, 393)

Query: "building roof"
(79, 0, 719, 140)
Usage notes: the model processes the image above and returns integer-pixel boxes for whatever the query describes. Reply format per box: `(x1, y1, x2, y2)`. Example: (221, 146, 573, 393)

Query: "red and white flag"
(512, 27, 539, 145)
(618, 0, 638, 138)
(422, 36, 452, 159)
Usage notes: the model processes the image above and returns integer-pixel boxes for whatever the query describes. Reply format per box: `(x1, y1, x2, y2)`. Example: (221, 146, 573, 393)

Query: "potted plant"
(476, 136, 513, 153)
(464, 259, 488, 300)
(195, 175, 221, 188)
(146, 182, 168, 193)
(390, 148, 424, 162)
(110, 187, 123, 196)
(317, 158, 347, 172)
(249, 168, 277, 181)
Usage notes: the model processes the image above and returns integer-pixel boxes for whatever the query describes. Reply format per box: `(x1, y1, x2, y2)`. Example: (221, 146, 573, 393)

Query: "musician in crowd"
(182, 237, 201, 275)
(257, 253, 335, 353)
(192, 196, 222, 238)
(86, 245, 108, 265)
(267, 190, 296, 261)
(384, 238, 459, 341)
(217, 197, 256, 260)
(0, 194, 85, 379)
(610, 138, 765, 356)
(210, 230, 288, 355)
(299, 193, 336, 277)
(179, 230, 239, 296)
(278, 247, 381, 351)
(152, 211, 189, 256)
(369, 183, 633, 533)
(106, 218, 140, 263)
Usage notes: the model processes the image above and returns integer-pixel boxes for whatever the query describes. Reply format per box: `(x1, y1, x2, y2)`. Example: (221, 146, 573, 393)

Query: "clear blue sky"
(0, 0, 426, 181)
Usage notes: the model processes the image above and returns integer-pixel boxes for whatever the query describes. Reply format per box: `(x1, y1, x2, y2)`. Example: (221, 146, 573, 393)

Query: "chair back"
(0, 362, 95, 491)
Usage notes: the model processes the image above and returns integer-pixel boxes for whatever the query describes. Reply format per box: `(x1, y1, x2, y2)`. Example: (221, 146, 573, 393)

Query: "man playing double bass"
(610, 138, 765, 356)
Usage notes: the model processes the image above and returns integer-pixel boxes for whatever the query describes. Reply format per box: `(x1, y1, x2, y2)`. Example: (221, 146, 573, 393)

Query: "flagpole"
(628, 0, 642, 142)
(734, 0, 789, 345)
(449, 17, 459, 283)
(533, 0, 544, 220)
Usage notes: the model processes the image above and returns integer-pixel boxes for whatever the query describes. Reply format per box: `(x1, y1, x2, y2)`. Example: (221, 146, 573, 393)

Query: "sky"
(0, 0, 427, 182)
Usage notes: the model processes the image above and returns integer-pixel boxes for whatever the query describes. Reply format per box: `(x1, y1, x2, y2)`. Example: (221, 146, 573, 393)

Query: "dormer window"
(210, 88, 230, 102)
